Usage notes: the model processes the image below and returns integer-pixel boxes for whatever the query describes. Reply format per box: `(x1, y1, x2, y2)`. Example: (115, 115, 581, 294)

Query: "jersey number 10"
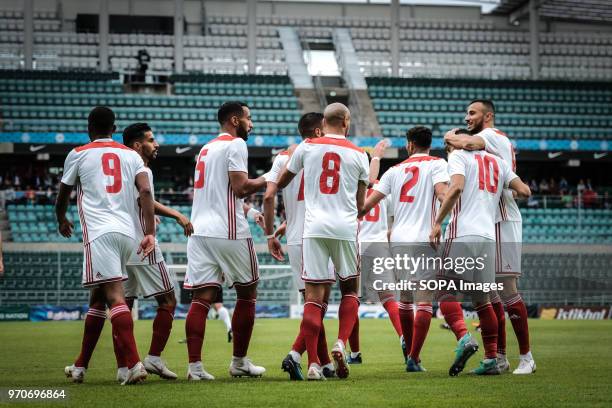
(475, 154, 499, 193)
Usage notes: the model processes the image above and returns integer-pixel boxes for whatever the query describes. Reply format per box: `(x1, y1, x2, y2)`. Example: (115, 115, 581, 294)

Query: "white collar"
(93, 138, 113, 142)
(324, 134, 346, 140)
(410, 153, 429, 157)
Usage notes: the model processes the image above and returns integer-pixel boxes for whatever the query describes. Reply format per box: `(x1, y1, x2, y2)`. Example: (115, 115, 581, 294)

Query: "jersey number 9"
(101, 153, 122, 194)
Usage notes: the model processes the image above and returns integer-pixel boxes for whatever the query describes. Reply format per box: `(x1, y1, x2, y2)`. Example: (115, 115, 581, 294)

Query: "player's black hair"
(122, 122, 152, 147)
(298, 112, 324, 139)
(455, 128, 471, 135)
(469, 99, 495, 114)
(406, 126, 432, 149)
(88, 106, 115, 136)
(218, 101, 248, 125)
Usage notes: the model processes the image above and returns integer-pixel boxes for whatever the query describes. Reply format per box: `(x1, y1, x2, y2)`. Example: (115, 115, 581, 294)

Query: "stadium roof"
(268, 1, 501, 13)
(492, 0, 612, 23)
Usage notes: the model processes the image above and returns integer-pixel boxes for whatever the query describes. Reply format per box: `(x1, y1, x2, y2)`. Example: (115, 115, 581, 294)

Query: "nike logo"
(175, 146, 192, 154)
(594, 152, 608, 159)
(29, 144, 46, 152)
(547, 152, 563, 159)
(271, 148, 284, 155)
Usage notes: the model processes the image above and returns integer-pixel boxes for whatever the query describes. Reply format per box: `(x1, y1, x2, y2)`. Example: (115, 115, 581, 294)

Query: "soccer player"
(57, 107, 155, 385)
(263, 112, 336, 380)
(115, 122, 193, 382)
(184, 101, 267, 380)
(359, 126, 449, 372)
(429, 137, 531, 375)
(444, 99, 535, 374)
(347, 140, 404, 365)
(275, 103, 369, 380)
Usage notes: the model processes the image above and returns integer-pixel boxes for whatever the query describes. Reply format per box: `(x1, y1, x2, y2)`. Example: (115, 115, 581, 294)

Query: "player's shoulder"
(479, 127, 509, 140)
(205, 134, 243, 148)
(394, 155, 444, 167)
(74, 139, 133, 153)
(304, 136, 365, 154)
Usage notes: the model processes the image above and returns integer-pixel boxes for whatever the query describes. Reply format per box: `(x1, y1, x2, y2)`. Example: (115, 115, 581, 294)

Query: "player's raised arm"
(368, 139, 388, 185)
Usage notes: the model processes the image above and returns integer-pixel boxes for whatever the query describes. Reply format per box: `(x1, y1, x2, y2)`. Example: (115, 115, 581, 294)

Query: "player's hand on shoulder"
(372, 139, 389, 159)
(267, 236, 284, 261)
(177, 214, 194, 236)
(443, 128, 460, 143)
(58, 218, 74, 238)
(429, 223, 442, 251)
(138, 234, 156, 260)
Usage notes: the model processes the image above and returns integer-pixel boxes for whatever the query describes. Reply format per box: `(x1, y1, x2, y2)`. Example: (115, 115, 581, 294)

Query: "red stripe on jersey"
(492, 128, 507, 137)
(227, 182, 236, 240)
(279, 150, 290, 156)
(395, 155, 442, 167)
(305, 136, 365, 153)
(208, 134, 237, 144)
(77, 184, 89, 243)
(75, 141, 133, 152)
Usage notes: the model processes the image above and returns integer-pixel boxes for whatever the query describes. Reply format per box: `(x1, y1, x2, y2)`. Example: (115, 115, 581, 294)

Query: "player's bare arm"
(358, 190, 386, 218)
(135, 172, 156, 258)
(263, 180, 284, 260)
(434, 182, 449, 203)
(228, 171, 266, 198)
(430, 174, 465, 249)
(0, 231, 4, 277)
(444, 129, 485, 151)
(153, 200, 193, 236)
(508, 177, 531, 198)
(55, 182, 74, 238)
(356, 181, 368, 215)
(243, 202, 265, 229)
(276, 167, 297, 190)
(369, 140, 388, 185)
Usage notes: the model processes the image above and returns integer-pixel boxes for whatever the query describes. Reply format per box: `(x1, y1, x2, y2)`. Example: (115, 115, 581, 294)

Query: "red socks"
(317, 304, 331, 366)
(439, 301, 468, 340)
(348, 316, 360, 353)
(491, 297, 506, 356)
(410, 303, 433, 362)
(148, 305, 175, 357)
(232, 298, 256, 358)
(337, 295, 359, 344)
(504, 294, 531, 354)
(382, 298, 402, 337)
(301, 302, 323, 367)
(110, 303, 140, 369)
(74, 307, 106, 368)
(398, 302, 414, 357)
(185, 300, 210, 363)
(475, 303, 498, 359)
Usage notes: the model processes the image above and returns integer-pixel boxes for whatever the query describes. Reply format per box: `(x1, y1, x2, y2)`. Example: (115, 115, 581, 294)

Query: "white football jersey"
(445, 150, 517, 240)
(128, 167, 164, 265)
(286, 134, 370, 241)
(191, 133, 251, 240)
(61, 138, 147, 245)
(477, 127, 521, 223)
(268, 150, 305, 245)
(359, 184, 390, 243)
(374, 154, 449, 244)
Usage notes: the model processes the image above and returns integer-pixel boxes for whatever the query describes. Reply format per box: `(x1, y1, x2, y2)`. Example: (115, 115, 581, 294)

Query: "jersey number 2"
(399, 166, 419, 203)
(101, 153, 122, 194)
(319, 152, 341, 194)
(475, 154, 499, 193)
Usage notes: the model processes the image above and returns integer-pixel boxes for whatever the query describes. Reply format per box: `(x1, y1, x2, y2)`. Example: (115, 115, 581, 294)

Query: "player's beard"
(237, 124, 249, 141)
(469, 119, 484, 134)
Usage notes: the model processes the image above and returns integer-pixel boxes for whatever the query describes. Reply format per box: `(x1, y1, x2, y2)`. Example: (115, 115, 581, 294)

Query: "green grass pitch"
(1, 318, 611, 407)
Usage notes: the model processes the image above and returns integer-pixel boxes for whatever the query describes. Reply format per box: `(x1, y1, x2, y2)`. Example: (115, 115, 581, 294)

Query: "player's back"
(376, 155, 448, 243)
(271, 151, 305, 245)
(477, 127, 521, 223)
(191, 134, 250, 240)
(288, 135, 369, 241)
(64, 139, 144, 244)
(359, 183, 389, 243)
(445, 149, 513, 241)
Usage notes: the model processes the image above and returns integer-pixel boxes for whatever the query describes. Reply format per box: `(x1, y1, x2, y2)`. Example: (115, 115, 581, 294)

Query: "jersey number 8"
(319, 152, 341, 194)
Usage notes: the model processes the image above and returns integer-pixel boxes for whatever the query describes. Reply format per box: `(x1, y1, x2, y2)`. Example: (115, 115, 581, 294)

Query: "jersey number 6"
(101, 153, 122, 194)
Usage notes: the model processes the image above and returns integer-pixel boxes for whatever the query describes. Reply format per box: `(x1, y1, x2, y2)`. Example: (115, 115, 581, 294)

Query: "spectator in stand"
(582, 188, 597, 208)
(0, 231, 4, 278)
(559, 178, 569, 194)
(25, 186, 36, 205)
(549, 178, 558, 195)
(529, 179, 539, 194)
(577, 179, 586, 193)
(539, 179, 550, 195)
(586, 179, 593, 191)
